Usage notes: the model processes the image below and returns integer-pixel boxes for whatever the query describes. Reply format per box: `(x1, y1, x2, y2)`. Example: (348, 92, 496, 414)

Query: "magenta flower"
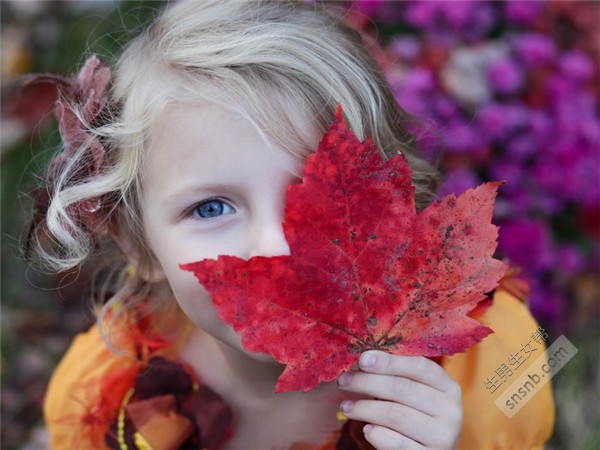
(389, 36, 422, 62)
(478, 102, 527, 141)
(512, 32, 557, 67)
(498, 219, 555, 274)
(560, 50, 596, 82)
(527, 287, 566, 331)
(503, 0, 546, 25)
(441, 118, 487, 155)
(489, 159, 524, 193)
(556, 244, 586, 278)
(487, 56, 525, 95)
(506, 133, 538, 161)
(437, 168, 481, 197)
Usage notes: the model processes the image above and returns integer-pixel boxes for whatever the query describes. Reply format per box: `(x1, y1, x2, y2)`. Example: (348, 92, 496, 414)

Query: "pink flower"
(487, 56, 524, 95)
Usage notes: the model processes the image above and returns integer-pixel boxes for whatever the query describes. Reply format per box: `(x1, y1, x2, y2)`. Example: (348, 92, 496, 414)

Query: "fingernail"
(363, 424, 374, 435)
(360, 352, 376, 368)
(340, 400, 354, 413)
(337, 372, 352, 387)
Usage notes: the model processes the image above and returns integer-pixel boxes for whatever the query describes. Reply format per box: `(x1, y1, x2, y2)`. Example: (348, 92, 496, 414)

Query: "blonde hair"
(26, 0, 438, 328)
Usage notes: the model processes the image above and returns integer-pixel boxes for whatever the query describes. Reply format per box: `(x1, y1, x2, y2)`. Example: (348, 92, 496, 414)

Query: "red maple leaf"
(182, 106, 507, 392)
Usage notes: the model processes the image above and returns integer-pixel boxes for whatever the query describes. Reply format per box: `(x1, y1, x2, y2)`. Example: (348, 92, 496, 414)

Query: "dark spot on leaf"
(382, 335, 402, 347)
(370, 233, 377, 240)
(368, 316, 377, 327)
(332, 238, 340, 245)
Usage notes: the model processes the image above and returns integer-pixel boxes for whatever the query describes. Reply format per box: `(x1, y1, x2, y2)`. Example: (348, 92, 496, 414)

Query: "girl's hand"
(337, 350, 462, 450)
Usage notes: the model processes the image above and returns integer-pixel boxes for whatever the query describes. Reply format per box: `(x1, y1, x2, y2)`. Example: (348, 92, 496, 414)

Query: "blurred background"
(1, 1, 598, 449)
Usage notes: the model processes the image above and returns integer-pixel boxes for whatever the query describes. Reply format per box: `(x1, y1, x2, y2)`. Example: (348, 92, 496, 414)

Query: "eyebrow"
(159, 182, 246, 207)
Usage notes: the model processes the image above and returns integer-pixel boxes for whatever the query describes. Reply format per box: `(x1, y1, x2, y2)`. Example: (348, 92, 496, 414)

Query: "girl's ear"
(108, 216, 167, 284)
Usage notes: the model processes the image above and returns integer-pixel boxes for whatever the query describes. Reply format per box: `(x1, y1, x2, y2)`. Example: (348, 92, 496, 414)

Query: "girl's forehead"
(149, 99, 321, 159)
(146, 102, 307, 168)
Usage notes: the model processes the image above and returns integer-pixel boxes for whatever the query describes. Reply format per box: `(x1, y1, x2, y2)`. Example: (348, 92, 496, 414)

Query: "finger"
(340, 399, 434, 445)
(337, 371, 452, 416)
(358, 351, 460, 394)
(362, 424, 425, 450)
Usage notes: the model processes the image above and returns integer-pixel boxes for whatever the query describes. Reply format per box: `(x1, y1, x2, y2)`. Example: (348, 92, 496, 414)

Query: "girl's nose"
(247, 216, 291, 259)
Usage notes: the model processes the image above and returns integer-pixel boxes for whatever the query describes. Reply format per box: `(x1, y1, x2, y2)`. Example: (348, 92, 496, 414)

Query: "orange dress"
(43, 289, 555, 450)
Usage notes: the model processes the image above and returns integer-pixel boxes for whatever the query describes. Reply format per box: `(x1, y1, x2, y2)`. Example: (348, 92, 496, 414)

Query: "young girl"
(25, 1, 554, 449)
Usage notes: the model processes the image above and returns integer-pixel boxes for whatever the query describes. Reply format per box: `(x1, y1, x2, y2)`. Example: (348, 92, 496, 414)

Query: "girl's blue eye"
(194, 199, 235, 219)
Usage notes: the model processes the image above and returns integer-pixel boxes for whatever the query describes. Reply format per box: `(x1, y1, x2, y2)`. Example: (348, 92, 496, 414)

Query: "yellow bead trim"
(336, 410, 347, 421)
(133, 432, 155, 450)
(118, 388, 135, 450)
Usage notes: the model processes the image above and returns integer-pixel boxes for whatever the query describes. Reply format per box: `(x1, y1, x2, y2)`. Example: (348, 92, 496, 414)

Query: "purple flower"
(467, 3, 497, 40)
(404, 2, 438, 29)
(506, 133, 538, 161)
(544, 74, 574, 107)
(403, 1, 495, 44)
(504, 0, 546, 25)
(439, 1, 477, 30)
(478, 102, 528, 141)
(489, 159, 524, 193)
(437, 168, 481, 197)
(573, 150, 600, 207)
(556, 244, 585, 277)
(487, 56, 524, 95)
(389, 36, 422, 62)
(351, 0, 404, 23)
(498, 219, 555, 275)
(532, 191, 564, 216)
(502, 190, 534, 217)
(560, 50, 596, 82)
(403, 66, 437, 92)
(527, 287, 566, 331)
(434, 95, 459, 119)
(441, 118, 486, 155)
(527, 110, 553, 143)
(391, 67, 437, 117)
(533, 158, 573, 201)
(581, 116, 600, 146)
(512, 32, 557, 67)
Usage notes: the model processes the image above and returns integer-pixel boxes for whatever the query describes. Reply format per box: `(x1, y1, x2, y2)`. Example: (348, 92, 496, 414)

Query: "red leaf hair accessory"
(22, 55, 113, 241)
